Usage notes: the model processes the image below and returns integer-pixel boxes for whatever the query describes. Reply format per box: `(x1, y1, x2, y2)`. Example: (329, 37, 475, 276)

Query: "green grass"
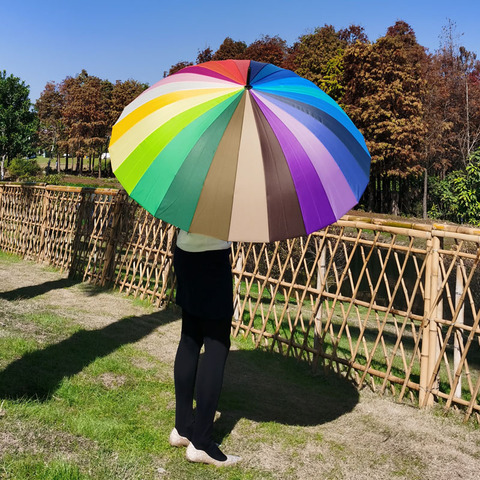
(0, 313, 359, 479)
(0, 250, 22, 263)
(236, 290, 480, 402)
(0, 457, 89, 480)
(2, 274, 354, 479)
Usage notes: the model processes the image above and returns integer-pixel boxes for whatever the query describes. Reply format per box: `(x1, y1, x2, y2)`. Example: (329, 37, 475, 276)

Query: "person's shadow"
(0, 308, 359, 434)
(0, 278, 80, 301)
(0, 310, 178, 401)
(214, 347, 360, 441)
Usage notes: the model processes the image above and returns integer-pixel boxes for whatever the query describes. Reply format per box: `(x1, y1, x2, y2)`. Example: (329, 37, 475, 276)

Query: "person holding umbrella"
(168, 229, 241, 467)
(109, 59, 370, 467)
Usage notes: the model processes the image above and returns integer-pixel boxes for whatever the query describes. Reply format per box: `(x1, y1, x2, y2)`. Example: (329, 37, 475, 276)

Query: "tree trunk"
(1, 155, 5, 181)
(380, 175, 385, 214)
(372, 173, 382, 212)
(423, 168, 428, 219)
(391, 180, 399, 215)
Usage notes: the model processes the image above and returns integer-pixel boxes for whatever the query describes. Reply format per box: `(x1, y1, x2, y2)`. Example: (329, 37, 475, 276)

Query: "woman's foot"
(186, 442, 241, 467)
(169, 428, 190, 447)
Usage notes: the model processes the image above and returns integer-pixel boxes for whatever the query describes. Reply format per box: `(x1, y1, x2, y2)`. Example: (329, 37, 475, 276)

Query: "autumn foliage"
(36, 71, 147, 176)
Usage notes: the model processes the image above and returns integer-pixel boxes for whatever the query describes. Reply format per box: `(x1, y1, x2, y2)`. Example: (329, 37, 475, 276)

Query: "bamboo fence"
(1, 183, 479, 421)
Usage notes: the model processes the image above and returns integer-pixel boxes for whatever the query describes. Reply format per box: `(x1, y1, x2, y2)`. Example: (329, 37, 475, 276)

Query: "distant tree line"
(35, 72, 148, 177)
(1, 19, 479, 223)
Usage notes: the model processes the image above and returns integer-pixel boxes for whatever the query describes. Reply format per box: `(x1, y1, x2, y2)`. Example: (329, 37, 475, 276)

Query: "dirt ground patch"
(1, 258, 479, 480)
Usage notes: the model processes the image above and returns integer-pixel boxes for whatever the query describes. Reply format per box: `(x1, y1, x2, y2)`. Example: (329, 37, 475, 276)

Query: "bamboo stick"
(454, 263, 465, 398)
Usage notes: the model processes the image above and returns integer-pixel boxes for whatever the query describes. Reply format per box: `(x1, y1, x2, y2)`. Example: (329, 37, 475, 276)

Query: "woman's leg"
(173, 310, 203, 439)
(191, 316, 231, 460)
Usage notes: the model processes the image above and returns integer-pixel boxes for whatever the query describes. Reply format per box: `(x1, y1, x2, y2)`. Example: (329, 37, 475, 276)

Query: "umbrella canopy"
(109, 60, 370, 242)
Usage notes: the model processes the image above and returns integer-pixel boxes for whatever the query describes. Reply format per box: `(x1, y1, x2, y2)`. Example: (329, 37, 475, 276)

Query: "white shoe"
(186, 442, 241, 467)
(169, 428, 190, 447)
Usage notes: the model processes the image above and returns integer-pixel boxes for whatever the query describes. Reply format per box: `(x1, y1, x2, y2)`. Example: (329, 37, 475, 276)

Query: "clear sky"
(1, 0, 479, 102)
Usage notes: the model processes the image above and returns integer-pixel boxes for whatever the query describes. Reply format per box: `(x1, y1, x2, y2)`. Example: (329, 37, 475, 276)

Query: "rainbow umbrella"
(109, 60, 370, 242)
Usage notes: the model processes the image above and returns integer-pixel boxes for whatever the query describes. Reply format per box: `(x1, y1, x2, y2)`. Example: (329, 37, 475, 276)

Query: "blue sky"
(1, 0, 479, 102)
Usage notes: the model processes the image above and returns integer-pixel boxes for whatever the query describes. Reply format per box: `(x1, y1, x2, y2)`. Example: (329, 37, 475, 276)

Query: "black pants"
(173, 309, 231, 450)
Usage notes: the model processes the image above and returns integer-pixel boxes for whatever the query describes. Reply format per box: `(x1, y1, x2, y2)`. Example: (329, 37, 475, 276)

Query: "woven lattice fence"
(0, 183, 479, 421)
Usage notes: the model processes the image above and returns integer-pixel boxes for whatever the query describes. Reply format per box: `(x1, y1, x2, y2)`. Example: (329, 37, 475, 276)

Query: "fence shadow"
(214, 347, 360, 441)
(0, 278, 80, 301)
(0, 311, 178, 401)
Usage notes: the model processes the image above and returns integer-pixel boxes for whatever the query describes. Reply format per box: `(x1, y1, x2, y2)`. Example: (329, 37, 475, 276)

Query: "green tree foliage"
(0, 70, 37, 178)
(7, 156, 40, 180)
(288, 25, 367, 101)
(428, 148, 480, 225)
(342, 21, 427, 213)
(290, 25, 347, 101)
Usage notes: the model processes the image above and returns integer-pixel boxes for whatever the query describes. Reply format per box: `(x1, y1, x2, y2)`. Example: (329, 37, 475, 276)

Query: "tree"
(243, 35, 289, 66)
(36, 81, 65, 173)
(342, 21, 428, 214)
(289, 25, 348, 101)
(338, 24, 369, 44)
(212, 37, 247, 60)
(105, 79, 148, 176)
(286, 25, 367, 102)
(0, 71, 37, 180)
(164, 61, 194, 77)
(196, 47, 213, 64)
(419, 52, 453, 217)
(433, 20, 480, 170)
(59, 70, 111, 173)
(428, 148, 480, 225)
(109, 79, 148, 125)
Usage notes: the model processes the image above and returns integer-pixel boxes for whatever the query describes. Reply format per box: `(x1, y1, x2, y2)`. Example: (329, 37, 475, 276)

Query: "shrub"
(7, 157, 41, 180)
(428, 148, 480, 226)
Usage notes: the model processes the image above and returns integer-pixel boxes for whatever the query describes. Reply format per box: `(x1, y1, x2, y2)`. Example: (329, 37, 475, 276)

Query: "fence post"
(420, 236, 440, 407)
(100, 192, 124, 286)
(314, 238, 327, 350)
(454, 263, 465, 398)
(233, 250, 244, 324)
(160, 224, 176, 307)
(38, 187, 50, 261)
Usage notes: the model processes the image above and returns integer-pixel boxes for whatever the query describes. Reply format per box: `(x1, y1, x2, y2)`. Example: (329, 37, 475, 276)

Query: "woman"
(169, 229, 241, 467)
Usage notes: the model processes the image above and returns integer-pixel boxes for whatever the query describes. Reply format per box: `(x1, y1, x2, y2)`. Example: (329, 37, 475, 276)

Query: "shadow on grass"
(0, 309, 360, 433)
(214, 347, 360, 440)
(0, 310, 178, 401)
(0, 278, 80, 301)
